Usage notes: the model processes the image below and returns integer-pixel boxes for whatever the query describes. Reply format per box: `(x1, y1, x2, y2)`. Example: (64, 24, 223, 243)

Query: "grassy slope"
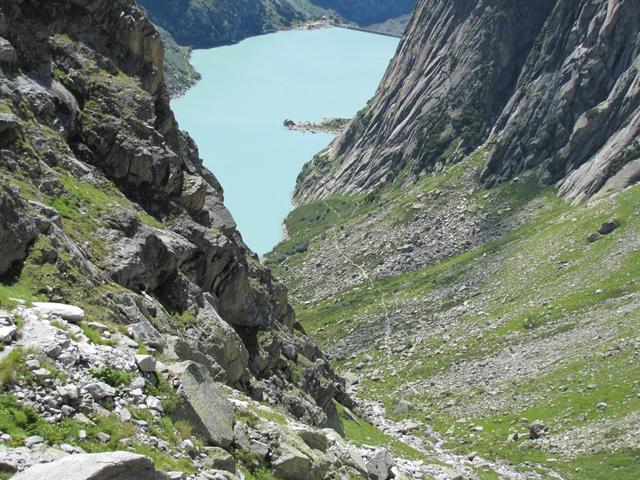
(266, 149, 640, 479)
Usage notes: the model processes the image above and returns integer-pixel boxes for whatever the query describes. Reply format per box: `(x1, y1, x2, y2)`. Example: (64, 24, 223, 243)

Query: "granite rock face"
(295, 0, 640, 204)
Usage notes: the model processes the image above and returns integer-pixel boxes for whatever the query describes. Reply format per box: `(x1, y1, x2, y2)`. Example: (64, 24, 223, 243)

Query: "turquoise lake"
(172, 27, 399, 254)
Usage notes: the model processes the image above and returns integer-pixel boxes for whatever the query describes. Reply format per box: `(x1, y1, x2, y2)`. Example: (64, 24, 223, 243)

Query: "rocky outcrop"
(294, 0, 640, 204)
(0, 186, 38, 276)
(12, 452, 168, 480)
(0, 0, 345, 433)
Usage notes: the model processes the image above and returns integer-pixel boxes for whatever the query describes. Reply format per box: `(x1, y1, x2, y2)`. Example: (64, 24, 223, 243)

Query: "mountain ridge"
(294, 0, 640, 206)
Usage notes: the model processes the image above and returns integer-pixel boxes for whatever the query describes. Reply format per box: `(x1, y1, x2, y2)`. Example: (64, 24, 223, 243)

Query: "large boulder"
(0, 112, 19, 146)
(169, 361, 235, 448)
(366, 448, 394, 480)
(32, 302, 85, 322)
(11, 451, 168, 480)
(271, 444, 313, 480)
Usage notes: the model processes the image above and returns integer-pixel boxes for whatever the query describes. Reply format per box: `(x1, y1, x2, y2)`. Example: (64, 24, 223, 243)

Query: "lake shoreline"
(169, 21, 401, 100)
(171, 28, 399, 253)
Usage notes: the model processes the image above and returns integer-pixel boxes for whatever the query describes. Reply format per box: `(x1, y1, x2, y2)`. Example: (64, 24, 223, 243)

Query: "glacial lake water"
(172, 27, 399, 254)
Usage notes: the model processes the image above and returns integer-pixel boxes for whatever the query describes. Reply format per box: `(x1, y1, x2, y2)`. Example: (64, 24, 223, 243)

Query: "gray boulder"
(271, 444, 313, 480)
(0, 324, 17, 344)
(598, 219, 620, 235)
(85, 382, 116, 400)
(136, 354, 157, 373)
(170, 361, 235, 448)
(366, 448, 394, 480)
(201, 446, 236, 473)
(181, 307, 249, 384)
(128, 319, 167, 350)
(0, 112, 19, 146)
(528, 420, 549, 439)
(32, 302, 85, 322)
(11, 451, 168, 480)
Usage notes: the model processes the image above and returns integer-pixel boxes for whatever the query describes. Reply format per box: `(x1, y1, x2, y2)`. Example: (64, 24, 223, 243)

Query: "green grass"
(146, 377, 180, 414)
(89, 365, 135, 388)
(80, 323, 116, 346)
(133, 442, 195, 473)
(272, 138, 640, 478)
(555, 449, 640, 480)
(0, 348, 31, 387)
(335, 402, 426, 461)
(238, 465, 279, 480)
(0, 393, 196, 473)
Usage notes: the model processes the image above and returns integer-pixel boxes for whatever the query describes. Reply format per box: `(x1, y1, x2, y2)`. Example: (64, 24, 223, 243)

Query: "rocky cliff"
(0, 0, 396, 478)
(295, 0, 640, 205)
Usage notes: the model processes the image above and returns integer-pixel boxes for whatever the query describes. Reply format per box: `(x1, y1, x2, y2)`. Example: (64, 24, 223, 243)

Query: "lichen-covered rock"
(366, 448, 394, 480)
(170, 361, 235, 448)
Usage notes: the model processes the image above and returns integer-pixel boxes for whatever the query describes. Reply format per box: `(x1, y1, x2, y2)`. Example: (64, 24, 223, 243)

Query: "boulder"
(392, 399, 412, 415)
(11, 451, 168, 480)
(85, 382, 116, 400)
(271, 444, 313, 480)
(201, 446, 236, 473)
(169, 361, 234, 448)
(291, 426, 328, 452)
(587, 232, 601, 243)
(0, 113, 19, 146)
(146, 396, 164, 412)
(128, 319, 166, 350)
(528, 420, 549, 439)
(24, 436, 44, 448)
(179, 307, 249, 384)
(136, 354, 157, 373)
(366, 448, 394, 480)
(32, 302, 85, 322)
(0, 36, 17, 66)
(598, 219, 620, 235)
(0, 325, 17, 343)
